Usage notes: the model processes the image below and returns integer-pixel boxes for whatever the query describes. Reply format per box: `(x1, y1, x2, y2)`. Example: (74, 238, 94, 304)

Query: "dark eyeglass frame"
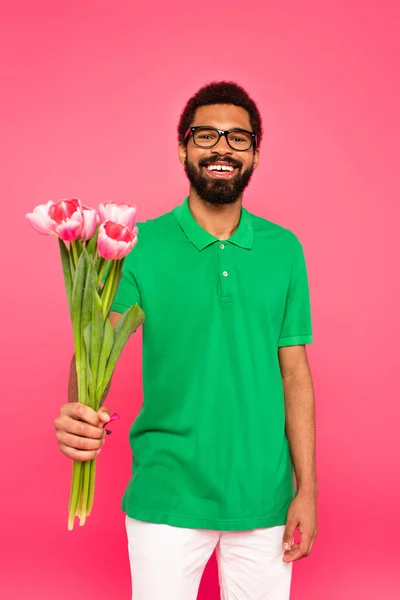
(183, 126, 258, 151)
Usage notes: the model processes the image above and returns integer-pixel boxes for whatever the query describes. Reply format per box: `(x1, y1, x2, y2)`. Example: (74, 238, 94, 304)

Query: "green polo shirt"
(111, 196, 313, 531)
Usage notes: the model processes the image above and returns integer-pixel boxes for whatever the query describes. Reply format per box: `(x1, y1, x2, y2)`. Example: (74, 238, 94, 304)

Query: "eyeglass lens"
(193, 128, 253, 150)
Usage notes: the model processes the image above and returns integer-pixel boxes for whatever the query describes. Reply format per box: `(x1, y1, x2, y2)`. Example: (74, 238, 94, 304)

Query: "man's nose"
(211, 133, 233, 155)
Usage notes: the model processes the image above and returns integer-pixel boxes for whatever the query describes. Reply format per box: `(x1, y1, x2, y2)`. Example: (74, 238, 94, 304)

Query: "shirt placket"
(217, 241, 235, 303)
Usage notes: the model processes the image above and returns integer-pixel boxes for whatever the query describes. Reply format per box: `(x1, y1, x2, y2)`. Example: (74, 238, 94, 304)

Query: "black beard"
(184, 157, 255, 206)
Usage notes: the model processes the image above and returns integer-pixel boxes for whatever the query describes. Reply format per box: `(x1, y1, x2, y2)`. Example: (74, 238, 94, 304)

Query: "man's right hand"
(54, 403, 111, 461)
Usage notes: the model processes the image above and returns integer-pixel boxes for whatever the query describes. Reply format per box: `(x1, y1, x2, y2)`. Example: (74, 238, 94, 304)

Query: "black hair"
(178, 81, 263, 147)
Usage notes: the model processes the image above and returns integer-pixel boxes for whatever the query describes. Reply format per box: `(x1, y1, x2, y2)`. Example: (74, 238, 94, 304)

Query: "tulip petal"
(80, 207, 99, 240)
(55, 216, 83, 241)
(49, 199, 82, 223)
(101, 412, 120, 429)
(25, 201, 56, 235)
(97, 221, 137, 259)
(98, 202, 137, 230)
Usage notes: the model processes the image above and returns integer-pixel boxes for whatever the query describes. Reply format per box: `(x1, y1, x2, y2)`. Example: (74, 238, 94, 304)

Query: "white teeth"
(207, 165, 234, 171)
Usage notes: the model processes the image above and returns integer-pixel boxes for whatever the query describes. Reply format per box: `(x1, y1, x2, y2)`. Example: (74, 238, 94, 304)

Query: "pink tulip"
(48, 199, 83, 241)
(98, 202, 137, 231)
(26, 200, 57, 235)
(97, 221, 138, 260)
(26, 198, 85, 241)
(80, 204, 99, 240)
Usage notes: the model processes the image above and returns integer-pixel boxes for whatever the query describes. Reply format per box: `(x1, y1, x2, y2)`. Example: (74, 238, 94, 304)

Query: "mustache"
(198, 156, 243, 169)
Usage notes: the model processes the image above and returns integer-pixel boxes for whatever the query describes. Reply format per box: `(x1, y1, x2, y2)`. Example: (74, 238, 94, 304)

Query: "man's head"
(178, 82, 262, 206)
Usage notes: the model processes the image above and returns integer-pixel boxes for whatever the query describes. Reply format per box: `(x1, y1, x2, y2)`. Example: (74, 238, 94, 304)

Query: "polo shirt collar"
(174, 196, 253, 251)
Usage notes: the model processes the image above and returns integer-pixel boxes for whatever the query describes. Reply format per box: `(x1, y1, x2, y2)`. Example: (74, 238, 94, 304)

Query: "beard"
(184, 156, 255, 206)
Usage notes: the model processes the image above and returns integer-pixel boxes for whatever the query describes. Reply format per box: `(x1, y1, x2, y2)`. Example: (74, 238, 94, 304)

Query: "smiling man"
(55, 81, 318, 599)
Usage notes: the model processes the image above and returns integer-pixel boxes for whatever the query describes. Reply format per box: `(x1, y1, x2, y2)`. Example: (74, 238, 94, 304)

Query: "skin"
(178, 104, 260, 239)
(54, 103, 318, 563)
(279, 344, 318, 562)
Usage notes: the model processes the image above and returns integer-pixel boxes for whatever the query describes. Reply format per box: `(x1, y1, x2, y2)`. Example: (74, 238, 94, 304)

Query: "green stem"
(97, 258, 108, 288)
(68, 460, 83, 530)
(101, 261, 117, 319)
(74, 345, 87, 406)
(87, 459, 96, 517)
(105, 260, 122, 317)
(79, 461, 91, 526)
(70, 241, 79, 268)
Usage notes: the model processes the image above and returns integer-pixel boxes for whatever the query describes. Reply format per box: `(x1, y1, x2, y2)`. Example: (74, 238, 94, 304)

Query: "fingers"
(54, 402, 113, 462)
(282, 519, 297, 551)
(60, 402, 101, 427)
(54, 415, 105, 440)
(283, 542, 300, 562)
(282, 531, 315, 563)
(57, 430, 105, 452)
(98, 406, 111, 424)
(59, 442, 103, 462)
(55, 422, 106, 462)
(308, 528, 318, 555)
(308, 537, 316, 556)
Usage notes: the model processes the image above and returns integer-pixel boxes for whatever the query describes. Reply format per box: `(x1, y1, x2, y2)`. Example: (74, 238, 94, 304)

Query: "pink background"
(1, 1, 399, 598)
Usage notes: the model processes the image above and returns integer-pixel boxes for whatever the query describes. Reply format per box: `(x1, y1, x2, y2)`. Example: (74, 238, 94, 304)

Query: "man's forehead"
(192, 104, 252, 130)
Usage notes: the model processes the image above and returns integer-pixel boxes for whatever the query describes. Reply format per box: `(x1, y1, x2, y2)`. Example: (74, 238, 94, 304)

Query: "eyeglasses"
(184, 126, 257, 151)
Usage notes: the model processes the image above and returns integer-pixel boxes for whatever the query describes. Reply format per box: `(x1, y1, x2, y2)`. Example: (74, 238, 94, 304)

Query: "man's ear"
(178, 143, 187, 165)
(252, 148, 260, 170)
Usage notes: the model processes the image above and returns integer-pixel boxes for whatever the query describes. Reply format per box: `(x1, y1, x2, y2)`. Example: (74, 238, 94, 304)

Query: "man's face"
(179, 104, 260, 206)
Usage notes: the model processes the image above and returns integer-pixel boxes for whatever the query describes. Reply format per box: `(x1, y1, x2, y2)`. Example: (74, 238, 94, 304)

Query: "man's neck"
(188, 190, 242, 241)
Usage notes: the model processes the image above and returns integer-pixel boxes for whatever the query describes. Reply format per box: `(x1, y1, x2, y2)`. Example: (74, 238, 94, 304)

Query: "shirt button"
(223, 271, 229, 277)
(220, 243, 225, 249)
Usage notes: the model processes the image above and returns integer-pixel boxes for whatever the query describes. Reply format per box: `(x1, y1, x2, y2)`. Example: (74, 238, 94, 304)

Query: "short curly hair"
(178, 81, 263, 147)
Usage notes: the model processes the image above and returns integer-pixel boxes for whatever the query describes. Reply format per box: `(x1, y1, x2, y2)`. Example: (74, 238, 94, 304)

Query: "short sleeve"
(101, 250, 141, 315)
(278, 238, 313, 347)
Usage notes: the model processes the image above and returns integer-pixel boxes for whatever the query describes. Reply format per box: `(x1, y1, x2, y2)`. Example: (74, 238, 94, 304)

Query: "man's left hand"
(282, 489, 318, 563)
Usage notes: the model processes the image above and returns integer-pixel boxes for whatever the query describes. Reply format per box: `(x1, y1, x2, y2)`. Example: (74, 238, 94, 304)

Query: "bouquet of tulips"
(26, 198, 145, 530)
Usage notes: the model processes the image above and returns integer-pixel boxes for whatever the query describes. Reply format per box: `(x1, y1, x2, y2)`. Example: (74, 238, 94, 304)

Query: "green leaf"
(83, 322, 92, 360)
(71, 249, 88, 353)
(95, 318, 115, 402)
(102, 303, 145, 386)
(87, 360, 94, 407)
(90, 286, 104, 392)
(83, 323, 94, 407)
(80, 249, 101, 406)
(81, 250, 94, 334)
(72, 248, 96, 406)
(58, 239, 73, 311)
(82, 254, 103, 394)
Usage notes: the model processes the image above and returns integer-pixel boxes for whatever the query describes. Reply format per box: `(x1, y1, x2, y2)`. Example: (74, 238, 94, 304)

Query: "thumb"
(98, 406, 111, 424)
(282, 520, 296, 551)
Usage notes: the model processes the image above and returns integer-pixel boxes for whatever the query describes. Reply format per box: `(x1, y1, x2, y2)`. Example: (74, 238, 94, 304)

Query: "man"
(54, 81, 318, 599)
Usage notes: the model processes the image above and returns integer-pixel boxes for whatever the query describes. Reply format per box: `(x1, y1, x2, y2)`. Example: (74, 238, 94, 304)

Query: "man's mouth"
(201, 161, 240, 180)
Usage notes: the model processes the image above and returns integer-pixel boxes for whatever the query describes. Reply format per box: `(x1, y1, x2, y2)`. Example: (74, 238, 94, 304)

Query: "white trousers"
(126, 516, 292, 599)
